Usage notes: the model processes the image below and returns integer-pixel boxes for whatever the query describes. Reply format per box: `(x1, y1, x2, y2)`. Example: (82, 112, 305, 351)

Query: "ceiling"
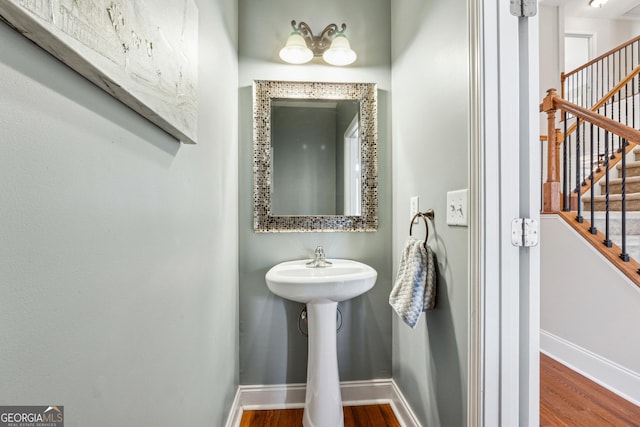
(540, 0, 640, 20)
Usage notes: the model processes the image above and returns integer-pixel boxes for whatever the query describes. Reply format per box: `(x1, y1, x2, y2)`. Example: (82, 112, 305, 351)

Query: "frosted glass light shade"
(322, 35, 356, 66)
(279, 33, 313, 64)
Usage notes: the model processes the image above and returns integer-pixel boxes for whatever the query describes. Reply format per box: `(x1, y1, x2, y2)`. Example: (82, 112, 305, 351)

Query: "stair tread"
(608, 234, 640, 243)
(599, 175, 640, 185)
(616, 160, 640, 169)
(582, 192, 640, 201)
(588, 211, 640, 218)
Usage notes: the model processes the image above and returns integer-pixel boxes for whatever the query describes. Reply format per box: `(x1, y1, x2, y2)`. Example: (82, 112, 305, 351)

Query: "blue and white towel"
(389, 237, 436, 329)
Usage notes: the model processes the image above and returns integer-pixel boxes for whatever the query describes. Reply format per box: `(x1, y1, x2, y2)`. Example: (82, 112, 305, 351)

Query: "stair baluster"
(604, 131, 612, 248)
(621, 138, 630, 262)
(576, 118, 583, 223)
(563, 110, 569, 211)
(589, 123, 597, 235)
(581, 119, 588, 187)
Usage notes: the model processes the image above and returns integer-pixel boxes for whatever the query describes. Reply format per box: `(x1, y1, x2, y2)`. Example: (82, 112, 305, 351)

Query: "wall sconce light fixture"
(589, 0, 608, 7)
(279, 20, 357, 66)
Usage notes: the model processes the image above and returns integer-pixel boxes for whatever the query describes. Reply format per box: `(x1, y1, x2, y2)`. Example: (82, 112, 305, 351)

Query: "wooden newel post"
(541, 89, 561, 212)
(555, 128, 563, 180)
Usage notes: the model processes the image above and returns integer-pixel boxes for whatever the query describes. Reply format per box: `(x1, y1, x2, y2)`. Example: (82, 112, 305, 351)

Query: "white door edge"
(471, 1, 540, 426)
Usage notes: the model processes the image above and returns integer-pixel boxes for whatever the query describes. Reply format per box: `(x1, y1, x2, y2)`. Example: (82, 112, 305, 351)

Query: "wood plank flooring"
(540, 352, 640, 426)
(240, 403, 400, 427)
(240, 354, 640, 427)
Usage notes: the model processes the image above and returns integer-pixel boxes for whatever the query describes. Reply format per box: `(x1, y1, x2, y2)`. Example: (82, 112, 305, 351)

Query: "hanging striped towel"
(389, 237, 436, 329)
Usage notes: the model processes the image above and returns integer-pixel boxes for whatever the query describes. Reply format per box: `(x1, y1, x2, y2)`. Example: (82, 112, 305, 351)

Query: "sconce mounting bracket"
(291, 20, 347, 56)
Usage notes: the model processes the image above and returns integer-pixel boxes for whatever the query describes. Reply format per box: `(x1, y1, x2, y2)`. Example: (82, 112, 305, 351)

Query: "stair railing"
(565, 65, 640, 149)
(561, 35, 640, 109)
(542, 89, 640, 269)
(558, 66, 640, 197)
(558, 37, 640, 196)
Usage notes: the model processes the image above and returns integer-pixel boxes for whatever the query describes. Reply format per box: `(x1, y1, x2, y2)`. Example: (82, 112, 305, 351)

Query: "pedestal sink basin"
(265, 259, 377, 427)
(266, 259, 377, 303)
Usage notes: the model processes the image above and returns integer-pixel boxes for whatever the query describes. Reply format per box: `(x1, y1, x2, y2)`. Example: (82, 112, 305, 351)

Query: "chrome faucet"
(306, 245, 332, 268)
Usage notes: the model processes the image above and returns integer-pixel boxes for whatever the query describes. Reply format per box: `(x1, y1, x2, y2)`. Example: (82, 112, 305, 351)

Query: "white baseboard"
(540, 329, 640, 406)
(224, 379, 421, 427)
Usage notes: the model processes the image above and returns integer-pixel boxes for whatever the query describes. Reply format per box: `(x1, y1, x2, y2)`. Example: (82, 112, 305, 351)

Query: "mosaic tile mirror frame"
(253, 80, 378, 232)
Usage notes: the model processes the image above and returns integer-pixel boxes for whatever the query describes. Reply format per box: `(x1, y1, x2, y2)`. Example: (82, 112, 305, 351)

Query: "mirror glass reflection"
(271, 99, 361, 216)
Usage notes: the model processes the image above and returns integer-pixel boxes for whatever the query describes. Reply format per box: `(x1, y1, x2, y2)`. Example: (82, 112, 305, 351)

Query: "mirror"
(253, 80, 378, 232)
(271, 98, 360, 216)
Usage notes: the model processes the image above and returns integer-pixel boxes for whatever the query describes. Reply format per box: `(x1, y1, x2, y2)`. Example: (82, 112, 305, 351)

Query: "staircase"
(541, 35, 640, 287)
(577, 148, 640, 263)
(583, 147, 640, 261)
(584, 147, 640, 212)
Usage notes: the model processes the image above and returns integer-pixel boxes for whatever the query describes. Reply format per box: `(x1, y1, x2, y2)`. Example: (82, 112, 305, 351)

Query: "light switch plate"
(446, 189, 469, 226)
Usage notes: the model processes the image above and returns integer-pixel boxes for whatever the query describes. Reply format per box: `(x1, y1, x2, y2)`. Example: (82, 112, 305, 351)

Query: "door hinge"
(510, 0, 537, 17)
(511, 218, 539, 247)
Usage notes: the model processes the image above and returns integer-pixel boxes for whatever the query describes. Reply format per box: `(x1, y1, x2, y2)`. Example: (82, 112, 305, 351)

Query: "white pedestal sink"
(265, 259, 377, 427)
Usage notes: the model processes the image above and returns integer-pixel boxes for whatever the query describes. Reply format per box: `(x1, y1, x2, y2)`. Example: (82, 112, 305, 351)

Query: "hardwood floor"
(240, 355, 640, 427)
(540, 353, 640, 426)
(240, 404, 400, 427)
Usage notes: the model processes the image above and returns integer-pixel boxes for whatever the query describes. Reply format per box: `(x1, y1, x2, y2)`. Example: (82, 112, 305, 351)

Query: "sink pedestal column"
(303, 301, 343, 427)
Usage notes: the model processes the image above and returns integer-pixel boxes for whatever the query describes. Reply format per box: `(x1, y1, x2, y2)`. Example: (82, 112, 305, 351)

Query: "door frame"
(468, 1, 540, 425)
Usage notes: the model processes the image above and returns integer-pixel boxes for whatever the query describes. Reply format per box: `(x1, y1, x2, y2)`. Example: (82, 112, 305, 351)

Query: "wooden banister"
(561, 35, 640, 99)
(564, 65, 640, 137)
(540, 88, 640, 212)
(563, 35, 640, 80)
(550, 93, 640, 144)
(542, 66, 640, 200)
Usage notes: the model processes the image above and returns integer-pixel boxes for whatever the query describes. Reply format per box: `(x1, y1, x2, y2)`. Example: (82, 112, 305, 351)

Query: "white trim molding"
(224, 379, 421, 427)
(467, 0, 483, 425)
(541, 330, 640, 406)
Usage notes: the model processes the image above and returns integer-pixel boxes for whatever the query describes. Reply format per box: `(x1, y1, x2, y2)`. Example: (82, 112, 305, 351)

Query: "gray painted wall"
(565, 16, 638, 58)
(540, 216, 640, 374)
(238, 0, 392, 385)
(391, 1, 469, 426)
(539, 5, 561, 135)
(0, 1, 239, 425)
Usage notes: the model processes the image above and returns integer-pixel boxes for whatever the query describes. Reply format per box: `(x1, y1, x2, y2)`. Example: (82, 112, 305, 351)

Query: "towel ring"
(409, 209, 435, 249)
